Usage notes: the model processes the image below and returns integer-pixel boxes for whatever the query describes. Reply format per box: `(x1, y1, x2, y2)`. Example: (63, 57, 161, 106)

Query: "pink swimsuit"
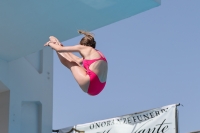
(83, 51, 107, 96)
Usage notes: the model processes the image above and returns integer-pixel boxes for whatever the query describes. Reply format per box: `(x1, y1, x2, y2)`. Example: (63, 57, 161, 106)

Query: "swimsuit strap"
(96, 50, 107, 62)
(83, 50, 107, 64)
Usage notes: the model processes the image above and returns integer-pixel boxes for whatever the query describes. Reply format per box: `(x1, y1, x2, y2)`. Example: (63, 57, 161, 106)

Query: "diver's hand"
(44, 41, 50, 47)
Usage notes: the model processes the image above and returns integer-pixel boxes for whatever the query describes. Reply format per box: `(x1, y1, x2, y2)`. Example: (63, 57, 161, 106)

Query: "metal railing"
(52, 128, 85, 133)
(189, 131, 200, 133)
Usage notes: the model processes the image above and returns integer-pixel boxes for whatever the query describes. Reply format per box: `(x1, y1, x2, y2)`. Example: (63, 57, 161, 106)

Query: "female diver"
(44, 30, 108, 96)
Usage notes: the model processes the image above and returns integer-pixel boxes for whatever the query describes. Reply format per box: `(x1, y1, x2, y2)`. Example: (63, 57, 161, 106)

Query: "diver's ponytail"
(78, 30, 96, 48)
(78, 30, 94, 37)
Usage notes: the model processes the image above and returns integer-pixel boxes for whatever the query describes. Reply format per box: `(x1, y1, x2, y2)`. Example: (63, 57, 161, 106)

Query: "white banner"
(58, 104, 177, 133)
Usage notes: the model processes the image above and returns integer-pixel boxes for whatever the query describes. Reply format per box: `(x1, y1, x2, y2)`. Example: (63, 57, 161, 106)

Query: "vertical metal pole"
(176, 103, 181, 133)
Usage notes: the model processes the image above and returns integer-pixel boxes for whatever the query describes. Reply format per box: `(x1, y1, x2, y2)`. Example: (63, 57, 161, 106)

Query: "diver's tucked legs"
(57, 53, 89, 92)
(57, 52, 73, 62)
(49, 36, 82, 65)
(49, 36, 89, 92)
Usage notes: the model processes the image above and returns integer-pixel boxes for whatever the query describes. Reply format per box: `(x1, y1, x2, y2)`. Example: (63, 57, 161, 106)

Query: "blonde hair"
(78, 30, 96, 48)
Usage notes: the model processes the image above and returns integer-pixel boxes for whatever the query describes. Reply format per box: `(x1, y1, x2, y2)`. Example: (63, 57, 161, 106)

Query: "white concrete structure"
(0, 1, 160, 133)
(0, 49, 53, 133)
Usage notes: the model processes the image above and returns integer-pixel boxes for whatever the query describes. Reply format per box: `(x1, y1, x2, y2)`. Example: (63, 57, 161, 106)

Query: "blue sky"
(53, 0, 200, 132)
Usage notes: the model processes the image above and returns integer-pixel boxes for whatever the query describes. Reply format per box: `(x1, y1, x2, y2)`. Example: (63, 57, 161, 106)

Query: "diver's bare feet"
(49, 36, 63, 46)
